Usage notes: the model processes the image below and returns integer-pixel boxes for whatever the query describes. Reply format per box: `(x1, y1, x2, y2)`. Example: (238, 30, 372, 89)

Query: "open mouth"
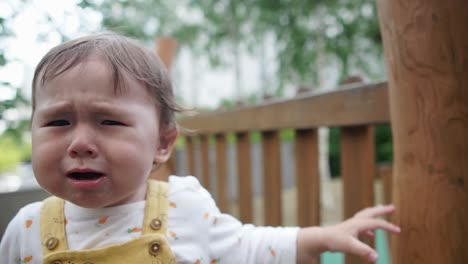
(67, 172, 105, 181)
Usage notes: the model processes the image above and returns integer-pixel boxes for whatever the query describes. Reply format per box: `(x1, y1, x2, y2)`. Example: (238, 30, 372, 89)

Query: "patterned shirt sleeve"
(170, 176, 298, 264)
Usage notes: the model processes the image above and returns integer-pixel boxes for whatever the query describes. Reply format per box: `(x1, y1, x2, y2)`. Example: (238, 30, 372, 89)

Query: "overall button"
(150, 219, 162, 230)
(45, 237, 59, 250)
(149, 241, 161, 256)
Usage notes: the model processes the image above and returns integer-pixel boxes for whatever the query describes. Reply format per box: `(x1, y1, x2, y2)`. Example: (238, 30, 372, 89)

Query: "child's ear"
(154, 125, 179, 164)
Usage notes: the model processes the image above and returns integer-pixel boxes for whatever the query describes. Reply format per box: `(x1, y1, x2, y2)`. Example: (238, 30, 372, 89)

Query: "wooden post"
(150, 37, 178, 181)
(155, 37, 178, 70)
(377, 0, 468, 263)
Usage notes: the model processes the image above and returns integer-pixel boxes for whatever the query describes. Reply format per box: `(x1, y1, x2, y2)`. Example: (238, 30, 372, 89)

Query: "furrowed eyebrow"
(35, 102, 73, 116)
(35, 101, 132, 118)
(87, 102, 131, 116)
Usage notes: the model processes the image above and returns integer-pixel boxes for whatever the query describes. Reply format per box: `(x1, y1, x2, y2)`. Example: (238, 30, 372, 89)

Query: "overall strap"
(40, 196, 69, 256)
(142, 180, 170, 235)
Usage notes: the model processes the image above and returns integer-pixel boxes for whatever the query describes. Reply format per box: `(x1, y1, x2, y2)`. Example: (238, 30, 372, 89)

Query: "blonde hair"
(32, 32, 182, 127)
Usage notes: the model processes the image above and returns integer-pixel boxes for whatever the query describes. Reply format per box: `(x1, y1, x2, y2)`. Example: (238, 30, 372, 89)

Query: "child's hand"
(296, 204, 400, 263)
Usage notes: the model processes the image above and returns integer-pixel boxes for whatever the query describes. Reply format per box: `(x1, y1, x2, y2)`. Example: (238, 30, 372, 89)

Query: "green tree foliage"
(0, 87, 30, 141)
(0, 7, 32, 144)
(0, 134, 31, 173)
(80, 0, 385, 89)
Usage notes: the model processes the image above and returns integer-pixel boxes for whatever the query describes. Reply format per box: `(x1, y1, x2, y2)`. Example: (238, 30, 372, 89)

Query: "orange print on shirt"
(169, 230, 179, 240)
(210, 258, 220, 264)
(98, 216, 109, 224)
(203, 213, 210, 219)
(22, 256, 33, 263)
(127, 227, 142, 233)
(213, 217, 218, 225)
(194, 259, 201, 264)
(25, 219, 32, 229)
(169, 202, 177, 208)
(268, 246, 276, 257)
(95, 216, 109, 227)
(64, 218, 68, 225)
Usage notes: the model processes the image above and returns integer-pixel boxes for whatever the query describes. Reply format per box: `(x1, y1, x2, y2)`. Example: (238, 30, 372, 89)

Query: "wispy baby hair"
(31, 31, 183, 127)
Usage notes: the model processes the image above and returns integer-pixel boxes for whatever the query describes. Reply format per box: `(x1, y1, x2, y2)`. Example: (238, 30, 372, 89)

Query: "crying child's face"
(31, 57, 165, 208)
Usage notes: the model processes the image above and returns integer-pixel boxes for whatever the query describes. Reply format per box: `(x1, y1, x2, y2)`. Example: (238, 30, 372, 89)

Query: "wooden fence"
(175, 81, 393, 264)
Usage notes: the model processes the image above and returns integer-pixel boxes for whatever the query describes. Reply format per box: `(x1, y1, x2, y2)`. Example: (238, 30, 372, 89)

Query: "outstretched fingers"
(354, 204, 395, 219)
(357, 218, 401, 234)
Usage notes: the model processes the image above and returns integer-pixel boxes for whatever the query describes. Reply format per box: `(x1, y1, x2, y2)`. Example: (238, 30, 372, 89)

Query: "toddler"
(0, 32, 400, 264)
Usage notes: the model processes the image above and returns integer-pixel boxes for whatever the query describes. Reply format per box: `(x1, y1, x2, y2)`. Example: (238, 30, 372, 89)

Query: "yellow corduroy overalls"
(39, 180, 177, 264)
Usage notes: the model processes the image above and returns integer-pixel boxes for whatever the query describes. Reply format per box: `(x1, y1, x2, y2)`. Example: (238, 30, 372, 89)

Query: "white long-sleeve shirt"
(0, 176, 298, 264)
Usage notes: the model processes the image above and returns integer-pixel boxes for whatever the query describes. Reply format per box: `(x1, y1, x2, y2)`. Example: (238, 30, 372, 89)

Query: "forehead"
(37, 55, 155, 99)
(35, 57, 155, 105)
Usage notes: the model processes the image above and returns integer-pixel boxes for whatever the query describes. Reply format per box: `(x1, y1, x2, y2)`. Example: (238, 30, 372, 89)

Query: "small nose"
(67, 127, 98, 159)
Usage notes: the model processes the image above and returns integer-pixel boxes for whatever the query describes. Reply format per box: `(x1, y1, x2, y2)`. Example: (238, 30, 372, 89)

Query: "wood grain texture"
(236, 132, 253, 223)
(377, 0, 468, 262)
(262, 131, 282, 226)
(341, 126, 375, 264)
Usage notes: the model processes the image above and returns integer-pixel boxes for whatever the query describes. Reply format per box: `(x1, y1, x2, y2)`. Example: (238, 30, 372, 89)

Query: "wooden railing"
(176, 81, 392, 263)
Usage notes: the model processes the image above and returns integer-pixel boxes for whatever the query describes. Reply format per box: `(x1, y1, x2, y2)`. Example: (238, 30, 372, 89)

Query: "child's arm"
(296, 204, 400, 263)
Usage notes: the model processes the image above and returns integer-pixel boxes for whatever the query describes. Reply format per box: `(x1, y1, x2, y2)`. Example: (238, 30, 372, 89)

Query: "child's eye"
(46, 120, 70, 126)
(101, 120, 125, 126)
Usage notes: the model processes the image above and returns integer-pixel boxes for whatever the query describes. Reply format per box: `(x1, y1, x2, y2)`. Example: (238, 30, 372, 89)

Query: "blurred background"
(0, 0, 391, 190)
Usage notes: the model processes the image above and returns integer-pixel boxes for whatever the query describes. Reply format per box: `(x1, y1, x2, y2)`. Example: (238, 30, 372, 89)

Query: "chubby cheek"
(31, 134, 65, 185)
(104, 139, 155, 180)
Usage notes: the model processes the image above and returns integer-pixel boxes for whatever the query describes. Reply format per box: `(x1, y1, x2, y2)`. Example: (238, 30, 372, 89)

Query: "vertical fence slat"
(295, 129, 320, 228)
(341, 125, 375, 264)
(236, 132, 253, 223)
(295, 128, 321, 264)
(200, 135, 211, 191)
(186, 136, 196, 176)
(262, 130, 282, 226)
(215, 134, 228, 213)
(380, 165, 393, 212)
(379, 164, 394, 255)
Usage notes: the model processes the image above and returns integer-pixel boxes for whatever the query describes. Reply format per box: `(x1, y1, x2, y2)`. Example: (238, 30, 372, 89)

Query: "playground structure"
(153, 0, 468, 263)
(0, 1, 465, 263)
